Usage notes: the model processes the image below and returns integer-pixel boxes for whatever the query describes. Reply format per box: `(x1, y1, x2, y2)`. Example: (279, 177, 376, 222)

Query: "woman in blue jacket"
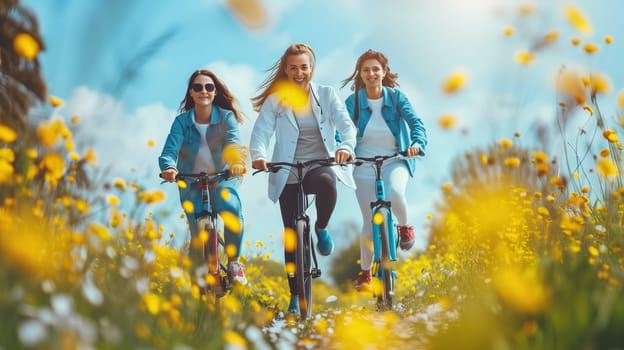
(159, 69, 247, 286)
(341, 50, 428, 292)
(250, 43, 357, 313)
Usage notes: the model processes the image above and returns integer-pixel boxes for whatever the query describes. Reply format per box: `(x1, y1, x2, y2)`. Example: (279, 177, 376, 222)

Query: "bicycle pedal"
(311, 268, 322, 278)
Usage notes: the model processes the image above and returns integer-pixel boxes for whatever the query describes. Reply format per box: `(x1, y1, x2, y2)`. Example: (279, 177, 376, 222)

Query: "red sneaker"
(355, 270, 372, 292)
(397, 224, 415, 251)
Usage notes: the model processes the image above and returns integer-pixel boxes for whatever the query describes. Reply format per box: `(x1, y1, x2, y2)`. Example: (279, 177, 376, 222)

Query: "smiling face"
(189, 74, 216, 108)
(284, 53, 313, 90)
(359, 58, 386, 91)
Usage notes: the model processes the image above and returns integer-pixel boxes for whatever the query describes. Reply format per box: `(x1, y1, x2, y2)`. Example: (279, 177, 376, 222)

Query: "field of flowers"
(2, 1, 624, 349)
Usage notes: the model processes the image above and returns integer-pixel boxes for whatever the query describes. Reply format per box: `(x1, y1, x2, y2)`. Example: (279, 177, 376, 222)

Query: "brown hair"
(340, 49, 399, 91)
(179, 69, 245, 123)
(251, 43, 316, 112)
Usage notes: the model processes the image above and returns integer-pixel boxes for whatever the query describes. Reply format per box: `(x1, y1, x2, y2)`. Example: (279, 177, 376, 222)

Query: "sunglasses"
(191, 83, 216, 92)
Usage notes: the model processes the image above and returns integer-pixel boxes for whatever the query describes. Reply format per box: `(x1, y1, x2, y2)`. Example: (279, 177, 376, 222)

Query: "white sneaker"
(227, 261, 247, 286)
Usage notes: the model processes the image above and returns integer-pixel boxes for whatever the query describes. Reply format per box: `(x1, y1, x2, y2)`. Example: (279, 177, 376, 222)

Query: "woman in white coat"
(250, 43, 357, 313)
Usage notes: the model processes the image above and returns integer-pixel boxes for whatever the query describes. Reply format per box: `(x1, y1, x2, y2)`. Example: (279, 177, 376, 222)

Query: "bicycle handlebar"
(159, 170, 231, 184)
(350, 151, 410, 166)
(251, 157, 341, 176)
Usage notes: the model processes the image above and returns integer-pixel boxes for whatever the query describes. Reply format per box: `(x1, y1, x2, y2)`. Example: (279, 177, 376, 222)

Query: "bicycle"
(252, 158, 340, 320)
(351, 151, 408, 311)
(161, 170, 233, 300)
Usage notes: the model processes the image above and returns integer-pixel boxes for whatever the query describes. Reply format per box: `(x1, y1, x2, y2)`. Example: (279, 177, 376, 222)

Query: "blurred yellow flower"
(571, 37, 581, 46)
(441, 69, 468, 94)
(225, 243, 238, 258)
(499, 138, 514, 148)
(441, 182, 453, 193)
(494, 266, 549, 315)
(514, 50, 534, 65)
(83, 148, 97, 165)
(0, 158, 14, 184)
(106, 194, 120, 206)
(0, 124, 17, 143)
(70, 115, 81, 124)
(596, 158, 617, 178)
(182, 200, 194, 214)
(603, 129, 618, 142)
(138, 189, 166, 204)
(531, 151, 548, 164)
(113, 177, 127, 190)
(437, 114, 457, 129)
(223, 330, 247, 348)
(588, 246, 599, 257)
(142, 293, 161, 315)
(618, 90, 624, 109)
(13, 33, 40, 60)
(604, 35, 613, 44)
(272, 80, 308, 111)
(26, 148, 38, 159)
(39, 152, 65, 184)
(544, 31, 559, 43)
(583, 43, 599, 54)
(555, 70, 586, 105)
(563, 4, 593, 36)
(599, 148, 610, 157)
(503, 27, 514, 36)
(582, 104, 594, 116)
(176, 179, 187, 189)
(537, 207, 550, 216)
(589, 73, 610, 95)
(517, 4, 536, 16)
(504, 157, 520, 167)
(373, 212, 384, 225)
(48, 96, 64, 107)
(225, 0, 268, 29)
(283, 227, 296, 253)
(221, 210, 242, 233)
(147, 139, 155, 147)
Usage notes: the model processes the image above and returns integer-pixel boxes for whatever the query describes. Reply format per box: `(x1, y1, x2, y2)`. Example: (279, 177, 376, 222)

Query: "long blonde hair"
(251, 43, 316, 112)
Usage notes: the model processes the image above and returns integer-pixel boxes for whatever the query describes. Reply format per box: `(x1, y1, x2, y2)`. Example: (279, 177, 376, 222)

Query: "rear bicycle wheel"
(377, 210, 393, 311)
(295, 219, 312, 319)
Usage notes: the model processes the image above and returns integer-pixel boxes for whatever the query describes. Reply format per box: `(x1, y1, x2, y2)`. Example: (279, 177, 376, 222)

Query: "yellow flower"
(563, 4, 593, 36)
(176, 180, 187, 189)
(39, 152, 65, 184)
(588, 246, 599, 257)
(604, 35, 613, 44)
(583, 43, 599, 54)
(106, 194, 120, 206)
(0, 158, 14, 184)
(571, 37, 581, 46)
(531, 151, 548, 164)
(441, 69, 468, 95)
(441, 182, 453, 194)
(544, 31, 559, 43)
(599, 148, 610, 157)
(142, 293, 161, 315)
(272, 80, 308, 111)
(503, 27, 514, 36)
(224, 330, 247, 348)
(494, 266, 549, 315)
(537, 207, 550, 216)
(112, 177, 127, 190)
(618, 90, 624, 109)
(221, 211, 242, 233)
(68, 151, 80, 161)
(504, 157, 520, 168)
(514, 50, 534, 65)
(13, 33, 40, 60)
(147, 139, 155, 147)
(583, 104, 594, 116)
(283, 227, 296, 253)
(499, 138, 514, 148)
(83, 148, 97, 166)
(603, 129, 618, 142)
(70, 115, 81, 124)
(0, 124, 17, 143)
(182, 200, 194, 214)
(437, 114, 457, 129)
(596, 158, 617, 178)
(48, 96, 64, 108)
(589, 73, 610, 95)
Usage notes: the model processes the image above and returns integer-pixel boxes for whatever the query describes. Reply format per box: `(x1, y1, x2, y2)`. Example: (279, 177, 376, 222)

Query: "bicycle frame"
(353, 152, 406, 310)
(163, 171, 231, 299)
(253, 158, 337, 320)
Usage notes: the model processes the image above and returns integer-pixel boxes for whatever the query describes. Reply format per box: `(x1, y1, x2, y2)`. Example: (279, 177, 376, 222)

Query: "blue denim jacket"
(158, 106, 241, 203)
(345, 87, 427, 176)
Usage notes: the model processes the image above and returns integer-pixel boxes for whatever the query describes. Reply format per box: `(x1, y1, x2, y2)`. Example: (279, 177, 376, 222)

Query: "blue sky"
(22, 0, 624, 266)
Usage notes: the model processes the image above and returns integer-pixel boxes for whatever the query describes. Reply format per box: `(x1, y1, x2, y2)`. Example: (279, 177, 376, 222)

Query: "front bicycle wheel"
(203, 221, 226, 299)
(295, 219, 312, 319)
(377, 210, 393, 311)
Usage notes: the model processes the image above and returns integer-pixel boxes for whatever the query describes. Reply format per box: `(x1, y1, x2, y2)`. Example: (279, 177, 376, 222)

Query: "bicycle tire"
(203, 221, 226, 299)
(295, 219, 312, 319)
(377, 209, 393, 310)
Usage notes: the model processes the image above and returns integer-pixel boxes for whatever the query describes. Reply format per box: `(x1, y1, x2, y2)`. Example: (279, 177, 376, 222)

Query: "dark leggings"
(278, 166, 336, 295)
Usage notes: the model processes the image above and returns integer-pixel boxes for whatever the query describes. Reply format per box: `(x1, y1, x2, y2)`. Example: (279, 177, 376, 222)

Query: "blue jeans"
(180, 177, 244, 261)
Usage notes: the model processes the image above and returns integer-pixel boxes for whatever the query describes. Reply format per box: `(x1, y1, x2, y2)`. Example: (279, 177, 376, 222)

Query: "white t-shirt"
(191, 119, 217, 174)
(354, 97, 399, 179)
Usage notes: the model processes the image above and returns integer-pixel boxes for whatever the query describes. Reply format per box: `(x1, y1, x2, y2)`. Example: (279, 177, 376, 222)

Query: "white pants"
(354, 160, 410, 270)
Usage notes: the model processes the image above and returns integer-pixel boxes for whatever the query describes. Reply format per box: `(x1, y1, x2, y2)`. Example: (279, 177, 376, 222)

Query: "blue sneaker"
(316, 229, 334, 256)
(288, 295, 300, 314)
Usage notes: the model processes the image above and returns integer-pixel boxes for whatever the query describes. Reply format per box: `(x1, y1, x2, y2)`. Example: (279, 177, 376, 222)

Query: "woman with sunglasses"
(159, 69, 248, 286)
(249, 43, 357, 313)
(341, 49, 428, 292)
